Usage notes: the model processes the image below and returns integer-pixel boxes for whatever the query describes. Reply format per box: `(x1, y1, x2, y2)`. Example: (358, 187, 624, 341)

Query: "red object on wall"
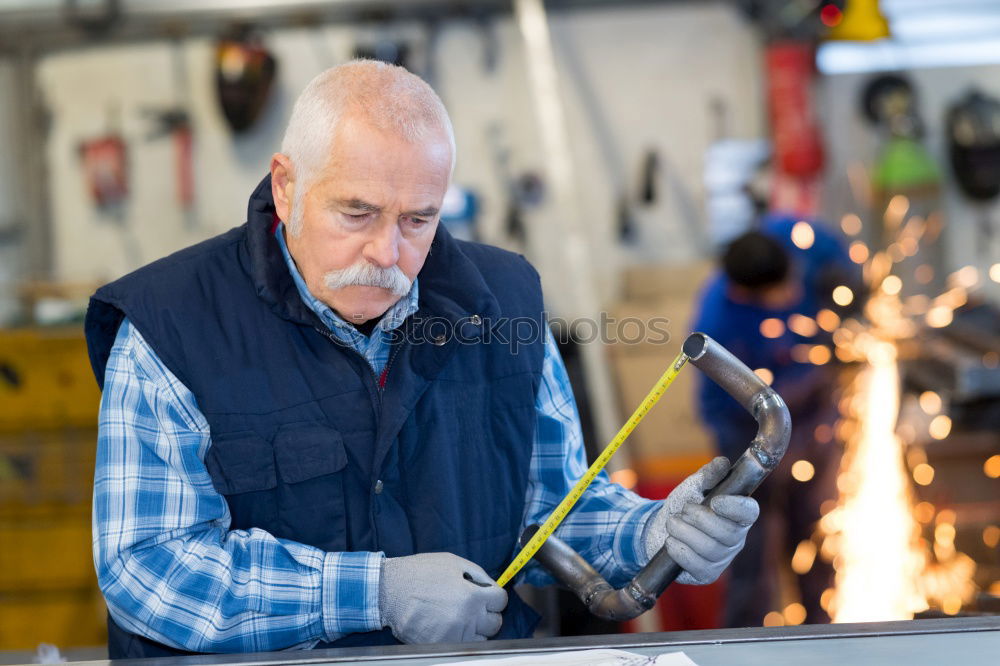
(174, 124, 194, 209)
(79, 135, 128, 209)
(765, 42, 825, 216)
(767, 42, 824, 176)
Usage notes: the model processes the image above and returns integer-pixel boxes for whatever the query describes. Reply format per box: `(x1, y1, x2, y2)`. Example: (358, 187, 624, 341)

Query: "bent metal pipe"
(520, 332, 792, 621)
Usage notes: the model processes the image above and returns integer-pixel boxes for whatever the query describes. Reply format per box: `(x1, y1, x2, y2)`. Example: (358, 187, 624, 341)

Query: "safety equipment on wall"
(946, 90, 1000, 202)
(859, 73, 945, 290)
(862, 73, 920, 137)
(765, 42, 824, 216)
(214, 28, 277, 133)
(861, 74, 939, 191)
(767, 43, 824, 178)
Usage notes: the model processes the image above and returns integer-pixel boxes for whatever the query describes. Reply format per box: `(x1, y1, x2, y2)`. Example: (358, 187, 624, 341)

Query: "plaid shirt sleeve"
(519, 330, 660, 588)
(93, 319, 383, 653)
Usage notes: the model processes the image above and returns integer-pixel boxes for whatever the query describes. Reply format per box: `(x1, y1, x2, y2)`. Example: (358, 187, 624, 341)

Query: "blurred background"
(0, 0, 998, 661)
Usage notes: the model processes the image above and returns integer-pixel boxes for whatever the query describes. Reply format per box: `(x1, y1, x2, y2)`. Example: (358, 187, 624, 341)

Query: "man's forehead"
(326, 114, 452, 169)
(303, 120, 452, 210)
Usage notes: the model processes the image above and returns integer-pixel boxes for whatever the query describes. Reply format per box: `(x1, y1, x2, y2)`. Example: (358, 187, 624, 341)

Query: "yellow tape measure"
(496, 350, 690, 587)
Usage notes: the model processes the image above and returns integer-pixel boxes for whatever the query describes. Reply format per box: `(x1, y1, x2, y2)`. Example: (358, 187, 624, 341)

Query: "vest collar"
(244, 174, 502, 328)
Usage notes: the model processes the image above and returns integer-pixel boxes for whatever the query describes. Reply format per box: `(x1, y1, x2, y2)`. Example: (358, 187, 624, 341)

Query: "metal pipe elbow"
(518, 525, 654, 621)
(683, 332, 792, 497)
(523, 333, 792, 620)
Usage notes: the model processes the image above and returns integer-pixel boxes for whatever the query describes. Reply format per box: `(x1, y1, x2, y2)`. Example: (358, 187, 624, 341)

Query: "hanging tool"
(485, 123, 530, 246)
(144, 37, 197, 228)
(78, 105, 141, 268)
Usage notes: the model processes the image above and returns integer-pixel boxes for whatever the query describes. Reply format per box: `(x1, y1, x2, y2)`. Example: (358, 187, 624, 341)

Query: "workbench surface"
(61, 617, 1000, 666)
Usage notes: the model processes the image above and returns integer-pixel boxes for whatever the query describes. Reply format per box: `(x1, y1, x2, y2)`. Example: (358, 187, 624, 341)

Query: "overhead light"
(818, 37, 1000, 74)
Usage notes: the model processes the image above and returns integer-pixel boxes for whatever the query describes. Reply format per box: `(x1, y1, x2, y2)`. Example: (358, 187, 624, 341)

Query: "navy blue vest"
(85, 176, 545, 658)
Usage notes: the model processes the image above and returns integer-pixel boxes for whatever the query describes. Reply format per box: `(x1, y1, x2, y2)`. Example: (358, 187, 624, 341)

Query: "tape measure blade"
(496, 351, 689, 586)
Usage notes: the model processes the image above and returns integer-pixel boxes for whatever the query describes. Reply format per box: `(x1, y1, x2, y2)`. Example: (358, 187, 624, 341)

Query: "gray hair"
(280, 59, 456, 234)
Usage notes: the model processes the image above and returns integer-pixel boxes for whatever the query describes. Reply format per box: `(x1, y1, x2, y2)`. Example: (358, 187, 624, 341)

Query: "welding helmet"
(946, 89, 1000, 202)
(214, 28, 277, 133)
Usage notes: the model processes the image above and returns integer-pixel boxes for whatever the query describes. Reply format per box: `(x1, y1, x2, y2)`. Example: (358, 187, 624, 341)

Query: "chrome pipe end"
(682, 332, 709, 360)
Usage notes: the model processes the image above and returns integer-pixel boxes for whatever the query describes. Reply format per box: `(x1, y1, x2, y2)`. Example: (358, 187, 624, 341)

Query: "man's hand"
(641, 456, 759, 585)
(378, 553, 507, 644)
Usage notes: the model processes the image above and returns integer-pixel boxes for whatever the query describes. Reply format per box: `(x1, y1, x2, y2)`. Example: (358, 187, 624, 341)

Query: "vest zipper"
(314, 327, 383, 406)
(314, 324, 406, 554)
(379, 342, 404, 389)
(314, 322, 409, 397)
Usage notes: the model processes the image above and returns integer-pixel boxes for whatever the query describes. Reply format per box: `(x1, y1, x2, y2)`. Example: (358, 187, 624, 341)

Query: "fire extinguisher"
(765, 41, 825, 217)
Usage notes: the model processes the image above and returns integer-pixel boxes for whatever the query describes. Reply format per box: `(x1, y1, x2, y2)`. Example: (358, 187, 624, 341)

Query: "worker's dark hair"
(722, 231, 790, 289)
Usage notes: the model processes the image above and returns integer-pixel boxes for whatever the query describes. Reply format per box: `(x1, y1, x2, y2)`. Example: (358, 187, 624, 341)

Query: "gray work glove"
(378, 552, 508, 644)
(640, 456, 759, 585)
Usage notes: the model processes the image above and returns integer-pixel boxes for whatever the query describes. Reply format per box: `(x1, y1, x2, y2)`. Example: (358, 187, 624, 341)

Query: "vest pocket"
(272, 423, 350, 551)
(205, 431, 277, 494)
(205, 431, 279, 530)
(273, 424, 347, 481)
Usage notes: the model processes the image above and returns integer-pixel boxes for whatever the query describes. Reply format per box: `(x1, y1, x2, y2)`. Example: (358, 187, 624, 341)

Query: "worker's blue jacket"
(85, 175, 545, 658)
(691, 215, 857, 460)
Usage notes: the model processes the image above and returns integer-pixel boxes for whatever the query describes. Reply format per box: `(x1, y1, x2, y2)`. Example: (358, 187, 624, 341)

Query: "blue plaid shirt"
(93, 225, 657, 653)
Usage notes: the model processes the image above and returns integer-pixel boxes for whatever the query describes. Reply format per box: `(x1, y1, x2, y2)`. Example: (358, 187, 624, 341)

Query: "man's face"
(756, 278, 801, 309)
(729, 278, 802, 310)
(282, 117, 452, 323)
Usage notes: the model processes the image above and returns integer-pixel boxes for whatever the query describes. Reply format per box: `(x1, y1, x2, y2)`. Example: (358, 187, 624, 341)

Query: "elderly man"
(85, 60, 758, 658)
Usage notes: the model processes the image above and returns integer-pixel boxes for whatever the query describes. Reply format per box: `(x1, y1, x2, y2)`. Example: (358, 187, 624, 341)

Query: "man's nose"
(363, 220, 401, 268)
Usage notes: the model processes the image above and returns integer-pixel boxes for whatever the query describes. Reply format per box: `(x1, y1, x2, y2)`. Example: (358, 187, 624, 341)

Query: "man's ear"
(270, 153, 294, 223)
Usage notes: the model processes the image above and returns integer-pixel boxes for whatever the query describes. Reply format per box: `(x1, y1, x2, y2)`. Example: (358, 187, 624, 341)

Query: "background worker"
(691, 214, 860, 627)
(86, 60, 761, 657)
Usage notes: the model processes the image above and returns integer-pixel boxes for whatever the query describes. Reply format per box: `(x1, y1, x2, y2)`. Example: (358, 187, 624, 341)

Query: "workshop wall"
(0, 60, 21, 325)
(820, 65, 1000, 304)
(35, 2, 763, 318)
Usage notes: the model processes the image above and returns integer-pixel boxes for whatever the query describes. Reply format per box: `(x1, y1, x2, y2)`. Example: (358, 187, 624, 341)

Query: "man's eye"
(344, 212, 372, 221)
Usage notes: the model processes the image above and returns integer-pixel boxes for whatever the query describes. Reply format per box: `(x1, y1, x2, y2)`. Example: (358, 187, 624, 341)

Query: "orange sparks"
(792, 221, 816, 249)
(841, 214, 863, 236)
(760, 318, 785, 338)
(833, 286, 854, 307)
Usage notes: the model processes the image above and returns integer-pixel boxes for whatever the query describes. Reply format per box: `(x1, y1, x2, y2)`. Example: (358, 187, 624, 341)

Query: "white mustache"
(323, 261, 412, 297)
